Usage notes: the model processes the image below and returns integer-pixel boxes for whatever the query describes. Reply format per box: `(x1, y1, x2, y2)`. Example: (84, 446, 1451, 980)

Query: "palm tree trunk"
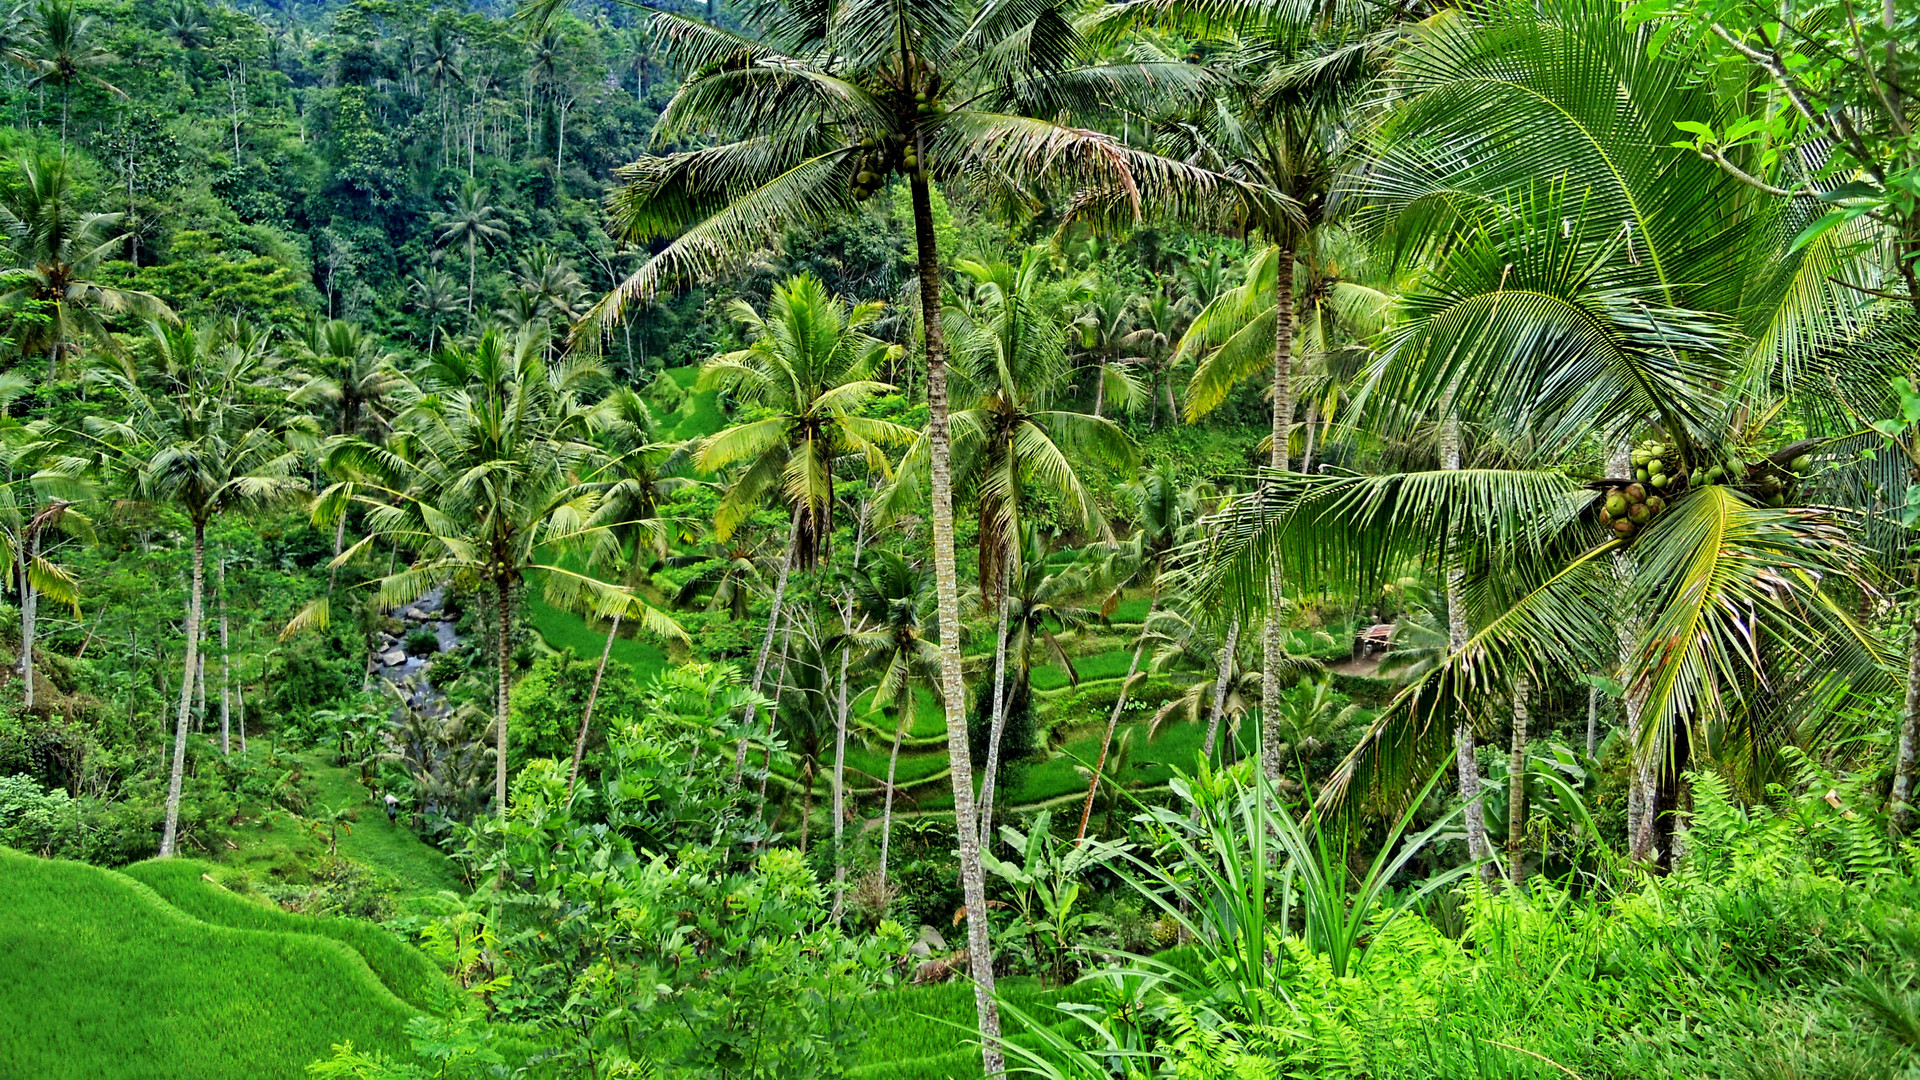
(18, 524, 35, 710)
(1507, 675, 1529, 886)
(1586, 683, 1599, 758)
(1077, 600, 1154, 841)
(878, 705, 906, 892)
(977, 556, 1014, 844)
(495, 580, 513, 817)
(831, 627, 852, 917)
(1441, 414, 1497, 880)
(1300, 401, 1319, 474)
(736, 507, 801, 779)
(219, 557, 230, 756)
(1893, 596, 1920, 836)
(1201, 619, 1241, 762)
(910, 169, 1004, 1078)
(159, 520, 207, 857)
(467, 238, 478, 315)
(1609, 440, 1657, 863)
(1260, 246, 1296, 786)
(1092, 366, 1105, 418)
(567, 609, 621, 799)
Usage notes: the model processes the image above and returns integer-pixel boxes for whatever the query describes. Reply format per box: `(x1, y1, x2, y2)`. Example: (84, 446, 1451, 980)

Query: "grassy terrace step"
(119, 858, 452, 1015)
(0, 848, 419, 1080)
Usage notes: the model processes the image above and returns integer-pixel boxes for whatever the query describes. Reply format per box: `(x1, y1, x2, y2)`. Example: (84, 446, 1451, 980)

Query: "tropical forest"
(0, 0, 1917, 1076)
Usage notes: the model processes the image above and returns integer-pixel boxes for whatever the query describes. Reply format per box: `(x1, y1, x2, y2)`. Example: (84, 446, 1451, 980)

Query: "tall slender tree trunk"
(18, 524, 37, 710)
(800, 763, 815, 852)
(976, 556, 1014, 844)
(1507, 675, 1529, 886)
(1299, 401, 1319, 475)
(1441, 415, 1497, 880)
(878, 705, 907, 892)
(1609, 440, 1657, 862)
(909, 169, 1003, 1078)
(831, 624, 853, 918)
(1092, 367, 1105, 419)
(1586, 683, 1600, 758)
(466, 239, 478, 315)
(1077, 599, 1154, 841)
(159, 521, 207, 857)
(736, 508, 801, 779)
(567, 609, 621, 799)
(1260, 246, 1296, 785)
(219, 558, 231, 756)
(1201, 619, 1241, 762)
(1893, 596, 1920, 836)
(495, 581, 513, 817)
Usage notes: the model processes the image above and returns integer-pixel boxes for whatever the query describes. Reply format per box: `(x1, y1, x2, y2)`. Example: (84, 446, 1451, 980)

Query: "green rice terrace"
(5, 0, 1920, 1076)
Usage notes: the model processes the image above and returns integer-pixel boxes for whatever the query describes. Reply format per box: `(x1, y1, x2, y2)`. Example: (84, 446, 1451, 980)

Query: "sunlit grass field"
(0, 848, 419, 1080)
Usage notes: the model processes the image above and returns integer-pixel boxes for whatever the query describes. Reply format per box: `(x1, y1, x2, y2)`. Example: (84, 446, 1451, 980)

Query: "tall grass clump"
(998, 756, 1920, 1079)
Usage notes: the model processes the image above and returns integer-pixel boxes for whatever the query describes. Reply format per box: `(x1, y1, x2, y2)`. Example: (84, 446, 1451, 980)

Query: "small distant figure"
(383, 792, 400, 824)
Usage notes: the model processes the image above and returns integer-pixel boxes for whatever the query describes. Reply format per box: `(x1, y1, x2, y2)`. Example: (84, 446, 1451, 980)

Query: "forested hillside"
(0, 0, 1918, 1077)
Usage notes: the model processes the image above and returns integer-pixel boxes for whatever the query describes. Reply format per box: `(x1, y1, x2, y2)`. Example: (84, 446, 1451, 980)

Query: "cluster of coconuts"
(1706, 447, 1816, 507)
(849, 89, 943, 201)
(1597, 481, 1668, 539)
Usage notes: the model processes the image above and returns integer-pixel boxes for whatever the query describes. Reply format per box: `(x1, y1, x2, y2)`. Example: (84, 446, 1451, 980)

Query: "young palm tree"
(572, 0, 1255, 1057)
(26, 0, 124, 147)
(327, 329, 632, 817)
(290, 319, 406, 439)
(565, 388, 694, 797)
(0, 399, 89, 711)
(432, 182, 509, 316)
(87, 320, 312, 856)
(697, 273, 913, 775)
(0, 152, 166, 370)
(408, 269, 465, 349)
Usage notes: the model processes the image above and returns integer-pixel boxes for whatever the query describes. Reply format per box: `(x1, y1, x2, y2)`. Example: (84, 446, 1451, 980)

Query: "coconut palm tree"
(568, 0, 1258, 1055)
(408, 269, 465, 350)
(432, 183, 509, 316)
(86, 319, 313, 856)
(697, 273, 914, 774)
(0, 395, 90, 711)
(26, 0, 124, 147)
(325, 328, 637, 817)
(1331, 0, 1895, 864)
(290, 320, 406, 440)
(0, 152, 166, 370)
(565, 387, 695, 797)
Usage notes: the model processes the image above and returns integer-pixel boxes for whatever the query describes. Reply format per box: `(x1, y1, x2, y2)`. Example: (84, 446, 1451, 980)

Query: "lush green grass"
(0, 848, 418, 1080)
(1030, 647, 1143, 691)
(299, 755, 465, 898)
(848, 976, 1095, 1080)
(119, 858, 451, 1014)
(526, 594, 673, 687)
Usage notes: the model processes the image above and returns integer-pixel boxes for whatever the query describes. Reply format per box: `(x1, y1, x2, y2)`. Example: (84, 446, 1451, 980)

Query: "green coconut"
(1625, 483, 1647, 502)
(1636, 468, 1650, 483)
(1650, 473, 1668, 489)
(1705, 465, 1724, 483)
(1648, 458, 1665, 475)
(1599, 507, 1613, 526)
(1604, 493, 1628, 517)
(1790, 453, 1813, 473)
(1613, 519, 1637, 537)
(1644, 495, 1665, 514)
(1767, 493, 1786, 507)
(1632, 451, 1650, 468)
(1627, 503, 1651, 524)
